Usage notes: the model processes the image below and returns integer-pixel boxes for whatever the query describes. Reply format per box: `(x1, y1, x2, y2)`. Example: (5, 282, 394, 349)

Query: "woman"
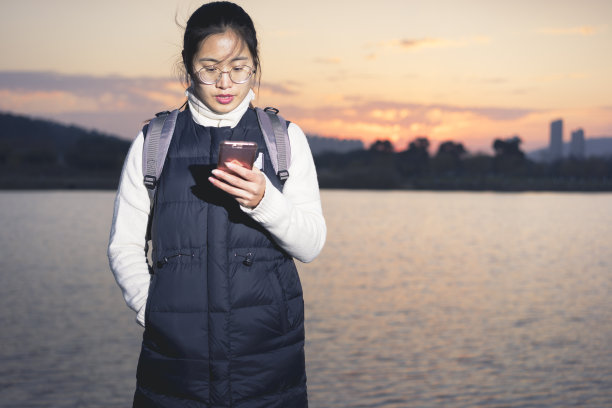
(108, 2, 326, 407)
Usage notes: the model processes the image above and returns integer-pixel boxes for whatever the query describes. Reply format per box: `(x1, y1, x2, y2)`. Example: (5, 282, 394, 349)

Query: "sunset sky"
(1, 0, 611, 153)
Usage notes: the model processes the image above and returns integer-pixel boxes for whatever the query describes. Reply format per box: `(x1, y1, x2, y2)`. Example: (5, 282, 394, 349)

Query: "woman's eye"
(203, 67, 217, 73)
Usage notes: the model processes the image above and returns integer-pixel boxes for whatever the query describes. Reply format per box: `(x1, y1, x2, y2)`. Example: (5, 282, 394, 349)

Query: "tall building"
(570, 128, 585, 159)
(549, 119, 563, 161)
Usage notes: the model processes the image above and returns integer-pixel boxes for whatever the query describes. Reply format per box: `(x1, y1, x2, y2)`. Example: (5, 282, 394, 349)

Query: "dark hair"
(181, 1, 260, 87)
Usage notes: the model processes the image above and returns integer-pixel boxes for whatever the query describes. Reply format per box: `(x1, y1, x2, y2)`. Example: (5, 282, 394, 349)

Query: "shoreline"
(2, 180, 612, 193)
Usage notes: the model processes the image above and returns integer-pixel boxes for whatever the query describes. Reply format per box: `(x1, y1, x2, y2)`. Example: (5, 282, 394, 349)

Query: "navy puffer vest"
(133, 108, 307, 408)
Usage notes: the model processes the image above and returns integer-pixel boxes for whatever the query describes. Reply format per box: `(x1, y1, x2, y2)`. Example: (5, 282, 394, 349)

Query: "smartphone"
(217, 141, 258, 171)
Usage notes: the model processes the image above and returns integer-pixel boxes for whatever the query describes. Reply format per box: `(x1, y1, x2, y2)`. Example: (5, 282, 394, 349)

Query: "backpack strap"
(255, 107, 291, 182)
(142, 109, 179, 208)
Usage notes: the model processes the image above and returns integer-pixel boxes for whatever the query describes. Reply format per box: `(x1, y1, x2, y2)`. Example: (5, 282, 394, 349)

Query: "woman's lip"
(216, 95, 234, 104)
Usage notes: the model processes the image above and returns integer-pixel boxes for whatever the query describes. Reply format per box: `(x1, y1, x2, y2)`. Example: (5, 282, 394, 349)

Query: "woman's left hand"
(209, 162, 266, 208)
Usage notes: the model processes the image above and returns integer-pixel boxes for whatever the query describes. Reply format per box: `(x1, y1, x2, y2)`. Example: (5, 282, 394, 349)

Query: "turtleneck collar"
(186, 87, 255, 129)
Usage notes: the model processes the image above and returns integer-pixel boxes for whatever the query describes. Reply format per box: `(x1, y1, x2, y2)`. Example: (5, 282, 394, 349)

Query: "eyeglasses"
(195, 65, 255, 85)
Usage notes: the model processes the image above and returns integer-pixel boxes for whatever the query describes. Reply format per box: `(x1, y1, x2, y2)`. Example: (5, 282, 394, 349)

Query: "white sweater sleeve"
(241, 122, 327, 263)
(107, 131, 151, 327)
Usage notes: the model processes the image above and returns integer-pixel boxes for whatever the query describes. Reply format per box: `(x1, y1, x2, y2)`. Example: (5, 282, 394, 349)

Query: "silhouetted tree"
(369, 139, 394, 153)
(396, 136, 430, 176)
(492, 136, 526, 175)
(493, 136, 524, 159)
(432, 140, 466, 175)
(437, 141, 466, 158)
(407, 137, 430, 157)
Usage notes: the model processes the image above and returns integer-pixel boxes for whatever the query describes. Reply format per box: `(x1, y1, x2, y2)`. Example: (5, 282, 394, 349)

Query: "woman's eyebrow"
(198, 56, 249, 63)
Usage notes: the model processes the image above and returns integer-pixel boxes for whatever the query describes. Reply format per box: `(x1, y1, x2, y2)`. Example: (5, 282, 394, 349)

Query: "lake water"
(0, 190, 610, 407)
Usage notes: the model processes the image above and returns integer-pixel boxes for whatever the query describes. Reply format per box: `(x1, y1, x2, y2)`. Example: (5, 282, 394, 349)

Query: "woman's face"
(191, 30, 255, 114)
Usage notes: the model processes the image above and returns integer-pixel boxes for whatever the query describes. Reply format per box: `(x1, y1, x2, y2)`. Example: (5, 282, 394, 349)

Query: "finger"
(225, 162, 259, 181)
(211, 168, 249, 190)
(210, 170, 261, 198)
(209, 173, 265, 208)
(208, 176, 252, 200)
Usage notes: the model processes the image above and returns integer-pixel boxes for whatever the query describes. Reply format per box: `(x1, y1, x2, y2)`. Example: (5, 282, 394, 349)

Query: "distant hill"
(306, 135, 364, 156)
(528, 137, 612, 161)
(0, 111, 130, 189)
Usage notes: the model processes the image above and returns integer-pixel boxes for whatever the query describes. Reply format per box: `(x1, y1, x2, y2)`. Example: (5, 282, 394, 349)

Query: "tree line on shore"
(314, 136, 612, 191)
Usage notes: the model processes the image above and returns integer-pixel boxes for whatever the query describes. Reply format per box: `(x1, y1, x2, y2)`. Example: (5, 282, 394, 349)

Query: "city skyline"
(1, 0, 611, 153)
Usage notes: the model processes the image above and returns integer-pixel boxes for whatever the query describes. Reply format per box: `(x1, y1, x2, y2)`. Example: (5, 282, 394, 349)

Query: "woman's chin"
(210, 104, 236, 114)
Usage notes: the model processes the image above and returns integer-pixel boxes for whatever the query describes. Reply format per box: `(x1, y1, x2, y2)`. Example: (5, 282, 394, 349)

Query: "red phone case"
(217, 141, 258, 171)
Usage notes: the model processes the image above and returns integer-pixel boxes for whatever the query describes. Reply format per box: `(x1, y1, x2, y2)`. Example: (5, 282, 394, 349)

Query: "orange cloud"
(396, 37, 444, 49)
(258, 82, 300, 97)
(130, 80, 187, 108)
(535, 72, 588, 83)
(538, 25, 604, 36)
(370, 108, 411, 121)
(297, 117, 403, 146)
(314, 57, 342, 64)
(384, 36, 491, 51)
(0, 90, 99, 113)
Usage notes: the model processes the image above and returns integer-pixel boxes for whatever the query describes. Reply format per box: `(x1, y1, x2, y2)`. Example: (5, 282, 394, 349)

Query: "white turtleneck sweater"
(107, 89, 326, 326)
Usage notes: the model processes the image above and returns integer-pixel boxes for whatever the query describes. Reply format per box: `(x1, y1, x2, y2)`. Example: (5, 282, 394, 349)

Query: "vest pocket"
(148, 249, 198, 314)
(268, 261, 295, 333)
(283, 261, 304, 329)
(144, 273, 157, 327)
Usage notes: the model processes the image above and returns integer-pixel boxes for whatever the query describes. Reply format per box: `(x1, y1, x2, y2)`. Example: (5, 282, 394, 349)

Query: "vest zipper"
(156, 252, 194, 269)
(235, 252, 254, 266)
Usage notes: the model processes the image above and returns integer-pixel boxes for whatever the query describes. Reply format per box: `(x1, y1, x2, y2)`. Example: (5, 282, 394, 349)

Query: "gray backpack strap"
(142, 109, 179, 207)
(255, 107, 291, 182)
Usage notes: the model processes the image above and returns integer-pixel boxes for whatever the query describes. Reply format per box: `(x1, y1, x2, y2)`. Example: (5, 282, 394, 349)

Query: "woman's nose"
(216, 71, 232, 89)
